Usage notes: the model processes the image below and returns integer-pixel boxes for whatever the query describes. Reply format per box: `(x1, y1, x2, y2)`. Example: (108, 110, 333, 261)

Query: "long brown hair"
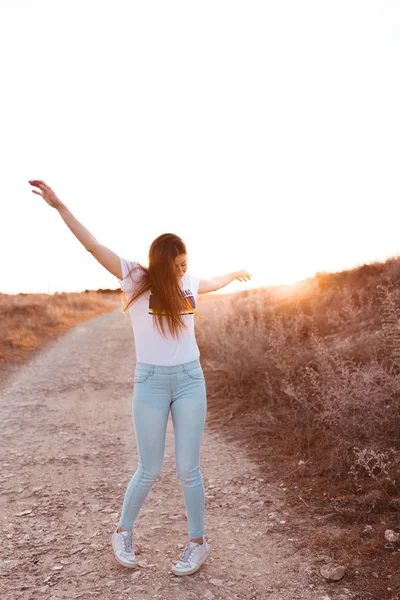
(121, 233, 200, 338)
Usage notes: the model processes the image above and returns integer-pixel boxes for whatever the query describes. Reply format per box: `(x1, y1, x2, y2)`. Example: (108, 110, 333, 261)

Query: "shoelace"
(179, 541, 198, 564)
(119, 530, 133, 554)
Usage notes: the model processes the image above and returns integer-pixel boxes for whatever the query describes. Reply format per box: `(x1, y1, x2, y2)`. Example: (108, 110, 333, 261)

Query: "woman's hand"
(235, 270, 252, 282)
(28, 180, 64, 210)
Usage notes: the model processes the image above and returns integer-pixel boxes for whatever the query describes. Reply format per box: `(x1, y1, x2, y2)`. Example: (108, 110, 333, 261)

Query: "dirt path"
(0, 310, 351, 600)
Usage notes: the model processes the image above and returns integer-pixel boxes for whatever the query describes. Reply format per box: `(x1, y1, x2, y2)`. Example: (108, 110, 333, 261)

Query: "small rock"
(15, 510, 32, 517)
(89, 530, 100, 538)
(209, 578, 223, 586)
(204, 591, 215, 600)
(240, 486, 249, 494)
(52, 565, 64, 571)
(106, 580, 116, 587)
(320, 563, 345, 581)
(384, 530, 400, 543)
(131, 570, 142, 579)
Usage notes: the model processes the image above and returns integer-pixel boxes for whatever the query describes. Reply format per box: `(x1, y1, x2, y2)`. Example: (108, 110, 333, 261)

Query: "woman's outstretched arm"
(198, 270, 251, 294)
(28, 180, 122, 279)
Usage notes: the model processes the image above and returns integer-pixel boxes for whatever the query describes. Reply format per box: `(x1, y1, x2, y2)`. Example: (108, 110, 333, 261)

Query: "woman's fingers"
(29, 180, 56, 198)
(29, 180, 51, 190)
(29, 180, 62, 210)
(236, 270, 252, 282)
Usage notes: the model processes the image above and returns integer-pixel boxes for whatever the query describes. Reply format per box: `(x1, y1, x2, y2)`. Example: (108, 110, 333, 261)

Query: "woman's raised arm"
(198, 270, 251, 294)
(28, 180, 122, 279)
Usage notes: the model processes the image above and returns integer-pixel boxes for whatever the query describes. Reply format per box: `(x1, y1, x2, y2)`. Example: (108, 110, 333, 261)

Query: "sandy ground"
(0, 309, 356, 600)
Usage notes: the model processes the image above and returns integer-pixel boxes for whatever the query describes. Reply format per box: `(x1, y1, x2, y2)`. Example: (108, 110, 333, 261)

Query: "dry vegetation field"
(195, 256, 400, 514)
(2, 259, 400, 597)
(0, 289, 120, 386)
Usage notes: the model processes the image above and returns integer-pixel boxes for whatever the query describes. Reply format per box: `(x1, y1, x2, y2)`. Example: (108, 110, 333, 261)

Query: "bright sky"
(1, 0, 400, 295)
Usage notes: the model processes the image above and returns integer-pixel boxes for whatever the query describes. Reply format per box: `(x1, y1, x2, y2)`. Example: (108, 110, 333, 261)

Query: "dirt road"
(0, 309, 351, 600)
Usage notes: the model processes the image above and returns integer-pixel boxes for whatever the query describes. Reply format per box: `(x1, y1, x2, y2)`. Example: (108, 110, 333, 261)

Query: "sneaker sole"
(111, 534, 138, 569)
(172, 546, 211, 576)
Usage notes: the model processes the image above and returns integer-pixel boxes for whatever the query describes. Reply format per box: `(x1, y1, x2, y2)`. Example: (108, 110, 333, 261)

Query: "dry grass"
(196, 256, 400, 512)
(0, 289, 120, 387)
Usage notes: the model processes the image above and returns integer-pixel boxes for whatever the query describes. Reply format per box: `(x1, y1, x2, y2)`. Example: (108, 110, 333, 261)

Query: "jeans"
(118, 359, 207, 538)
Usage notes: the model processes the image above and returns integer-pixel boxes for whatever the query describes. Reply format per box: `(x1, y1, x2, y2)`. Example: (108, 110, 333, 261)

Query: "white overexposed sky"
(1, 0, 400, 295)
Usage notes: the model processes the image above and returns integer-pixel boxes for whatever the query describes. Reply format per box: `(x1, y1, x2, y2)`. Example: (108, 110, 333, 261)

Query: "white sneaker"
(172, 536, 211, 576)
(111, 527, 138, 568)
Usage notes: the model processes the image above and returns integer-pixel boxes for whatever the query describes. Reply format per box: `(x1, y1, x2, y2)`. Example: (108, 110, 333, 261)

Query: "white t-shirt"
(119, 257, 201, 366)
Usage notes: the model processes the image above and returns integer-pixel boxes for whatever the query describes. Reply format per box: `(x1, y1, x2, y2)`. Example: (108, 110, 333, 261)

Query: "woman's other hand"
(28, 180, 64, 210)
(235, 270, 252, 282)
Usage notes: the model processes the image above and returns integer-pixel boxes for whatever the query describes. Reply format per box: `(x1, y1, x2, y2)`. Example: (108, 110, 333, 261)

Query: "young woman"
(28, 179, 251, 576)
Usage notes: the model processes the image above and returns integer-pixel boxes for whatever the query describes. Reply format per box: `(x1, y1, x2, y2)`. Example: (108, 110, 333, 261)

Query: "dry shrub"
(196, 258, 400, 504)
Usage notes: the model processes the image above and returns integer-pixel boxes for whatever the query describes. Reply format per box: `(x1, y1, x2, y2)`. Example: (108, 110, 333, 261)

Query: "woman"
(28, 179, 251, 576)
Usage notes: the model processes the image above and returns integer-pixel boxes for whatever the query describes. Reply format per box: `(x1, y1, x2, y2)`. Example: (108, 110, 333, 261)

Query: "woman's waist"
(135, 358, 201, 374)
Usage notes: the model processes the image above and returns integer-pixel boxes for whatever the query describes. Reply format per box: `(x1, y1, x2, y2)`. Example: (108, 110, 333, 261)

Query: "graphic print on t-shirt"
(148, 289, 196, 316)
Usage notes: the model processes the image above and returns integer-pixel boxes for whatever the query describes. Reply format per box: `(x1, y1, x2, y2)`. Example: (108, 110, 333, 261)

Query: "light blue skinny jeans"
(118, 359, 207, 538)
